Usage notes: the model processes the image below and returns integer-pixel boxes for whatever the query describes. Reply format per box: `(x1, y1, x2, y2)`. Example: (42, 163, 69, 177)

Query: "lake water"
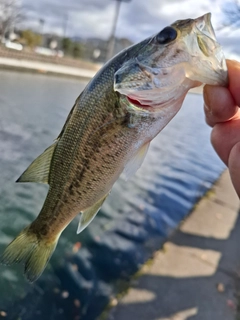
(0, 70, 225, 315)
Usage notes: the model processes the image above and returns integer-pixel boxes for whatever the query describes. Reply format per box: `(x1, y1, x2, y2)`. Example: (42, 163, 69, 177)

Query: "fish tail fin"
(0, 225, 59, 282)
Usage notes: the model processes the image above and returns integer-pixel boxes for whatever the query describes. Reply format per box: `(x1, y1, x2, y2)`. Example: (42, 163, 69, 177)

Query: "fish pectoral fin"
(16, 141, 58, 184)
(77, 194, 109, 234)
(122, 142, 150, 181)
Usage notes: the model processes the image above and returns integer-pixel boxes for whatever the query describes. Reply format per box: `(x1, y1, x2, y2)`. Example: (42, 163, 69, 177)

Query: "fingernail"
(204, 102, 212, 114)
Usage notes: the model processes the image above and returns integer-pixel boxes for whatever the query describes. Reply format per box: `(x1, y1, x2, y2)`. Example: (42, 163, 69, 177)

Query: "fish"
(0, 13, 228, 282)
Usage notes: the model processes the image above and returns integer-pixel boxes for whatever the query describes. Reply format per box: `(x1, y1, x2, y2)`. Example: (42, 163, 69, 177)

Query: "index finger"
(203, 60, 240, 127)
(227, 59, 240, 106)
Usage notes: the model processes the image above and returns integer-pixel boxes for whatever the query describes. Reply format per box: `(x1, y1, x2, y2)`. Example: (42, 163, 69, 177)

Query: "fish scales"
(0, 13, 228, 282)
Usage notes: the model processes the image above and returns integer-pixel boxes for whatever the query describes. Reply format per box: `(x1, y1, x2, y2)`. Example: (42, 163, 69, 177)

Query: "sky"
(20, 0, 240, 59)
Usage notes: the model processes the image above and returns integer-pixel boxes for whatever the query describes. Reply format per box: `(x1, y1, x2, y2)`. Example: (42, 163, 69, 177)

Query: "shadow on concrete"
(107, 213, 240, 320)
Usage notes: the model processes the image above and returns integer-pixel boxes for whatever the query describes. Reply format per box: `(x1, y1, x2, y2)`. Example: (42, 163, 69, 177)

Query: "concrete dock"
(106, 170, 240, 320)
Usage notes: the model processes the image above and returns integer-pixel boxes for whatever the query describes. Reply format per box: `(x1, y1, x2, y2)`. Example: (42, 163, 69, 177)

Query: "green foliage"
(62, 37, 72, 54)
(21, 30, 42, 48)
(72, 42, 82, 58)
(62, 37, 83, 58)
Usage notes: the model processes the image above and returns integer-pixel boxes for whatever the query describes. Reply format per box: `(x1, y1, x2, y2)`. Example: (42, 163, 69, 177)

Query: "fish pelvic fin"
(122, 142, 150, 181)
(0, 225, 59, 282)
(77, 194, 109, 234)
(16, 141, 58, 184)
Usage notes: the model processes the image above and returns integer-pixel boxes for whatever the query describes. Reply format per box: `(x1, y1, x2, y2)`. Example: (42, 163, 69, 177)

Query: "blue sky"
(20, 0, 240, 59)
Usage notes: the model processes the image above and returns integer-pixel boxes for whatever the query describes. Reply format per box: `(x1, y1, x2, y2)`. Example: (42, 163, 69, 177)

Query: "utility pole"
(63, 11, 69, 38)
(39, 18, 45, 35)
(106, 0, 131, 62)
(39, 18, 45, 46)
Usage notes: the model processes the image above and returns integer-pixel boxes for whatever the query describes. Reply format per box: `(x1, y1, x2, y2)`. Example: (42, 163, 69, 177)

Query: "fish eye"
(156, 27, 177, 45)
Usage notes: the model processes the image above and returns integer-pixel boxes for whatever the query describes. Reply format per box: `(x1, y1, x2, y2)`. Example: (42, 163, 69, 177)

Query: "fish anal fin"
(122, 142, 150, 181)
(77, 194, 109, 234)
(16, 142, 57, 184)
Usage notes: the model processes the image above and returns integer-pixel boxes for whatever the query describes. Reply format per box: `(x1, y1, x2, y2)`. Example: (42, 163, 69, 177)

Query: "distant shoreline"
(0, 45, 102, 80)
(0, 56, 100, 80)
(0, 53, 202, 94)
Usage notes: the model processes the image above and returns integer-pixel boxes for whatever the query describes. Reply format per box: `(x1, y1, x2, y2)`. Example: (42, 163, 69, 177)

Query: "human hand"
(203, 60, 240, 197)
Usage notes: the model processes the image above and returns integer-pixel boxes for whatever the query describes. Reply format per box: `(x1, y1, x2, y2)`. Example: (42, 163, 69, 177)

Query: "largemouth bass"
(0, 13, 228, 282)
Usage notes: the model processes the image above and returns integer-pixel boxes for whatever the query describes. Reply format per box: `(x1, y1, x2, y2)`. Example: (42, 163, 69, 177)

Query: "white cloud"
(20, 0, 240, 59)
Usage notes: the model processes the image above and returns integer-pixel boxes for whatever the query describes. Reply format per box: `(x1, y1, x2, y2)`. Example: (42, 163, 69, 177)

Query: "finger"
(211, 117, 240, 165)
(228, 141, 240, 198)
(203, 59, 240, 127)
(203, 85, 238, 127)
(227, 59, 240, 106)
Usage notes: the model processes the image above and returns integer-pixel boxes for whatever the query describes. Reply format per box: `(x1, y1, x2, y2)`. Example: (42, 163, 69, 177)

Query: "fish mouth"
(182, 13, 228, 87)
(195, 13, 216, 41)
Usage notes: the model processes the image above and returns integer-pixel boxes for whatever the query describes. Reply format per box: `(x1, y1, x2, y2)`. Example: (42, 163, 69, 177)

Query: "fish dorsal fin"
(77, 194, 109, 234)
(122, 142, 150, 181)
(16, 142, 58, 184)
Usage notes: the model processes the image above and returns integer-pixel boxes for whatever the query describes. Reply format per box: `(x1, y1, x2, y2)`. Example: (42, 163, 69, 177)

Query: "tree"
(72, 42, 82, 58)
(20, 30, 42, 48)
(222, 0, 240, 28)
(0, 0, 22, 39)
(61, 38, 84, 58)
(62, 37, 72, 54)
